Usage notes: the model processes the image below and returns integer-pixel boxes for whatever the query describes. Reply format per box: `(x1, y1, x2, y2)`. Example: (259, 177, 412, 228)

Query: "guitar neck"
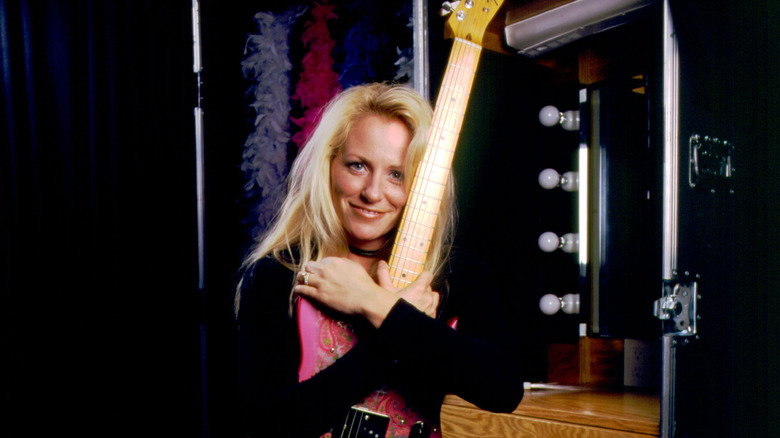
(388, 38, 483, 288)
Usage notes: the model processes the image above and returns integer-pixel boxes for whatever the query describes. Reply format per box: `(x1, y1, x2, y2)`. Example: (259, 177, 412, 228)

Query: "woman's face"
(330, 115, 411, 251)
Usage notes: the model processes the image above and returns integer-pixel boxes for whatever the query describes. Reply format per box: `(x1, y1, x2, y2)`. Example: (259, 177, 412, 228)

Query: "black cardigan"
(236, 252, 525, 437)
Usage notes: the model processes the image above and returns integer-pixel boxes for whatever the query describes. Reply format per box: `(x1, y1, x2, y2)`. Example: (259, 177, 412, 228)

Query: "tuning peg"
(539, 293, 580, 315)
(440, 1, 460, 16)
(538, 168, 578, 192)
(539, 105, 580, 131)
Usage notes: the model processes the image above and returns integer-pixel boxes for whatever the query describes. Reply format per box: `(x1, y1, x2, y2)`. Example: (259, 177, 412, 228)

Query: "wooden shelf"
(441, 386, 660, 437)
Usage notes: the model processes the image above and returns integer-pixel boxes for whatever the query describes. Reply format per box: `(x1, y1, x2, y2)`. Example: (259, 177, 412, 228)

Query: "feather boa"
(290, 0, 342, 149)
(240, 1, 414, 234)
(241, 7, 305, 236)
(393, 14, 414, 86)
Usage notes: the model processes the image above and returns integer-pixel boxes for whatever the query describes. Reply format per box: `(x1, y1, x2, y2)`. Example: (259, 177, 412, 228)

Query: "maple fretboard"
(388, 37, 483, 287)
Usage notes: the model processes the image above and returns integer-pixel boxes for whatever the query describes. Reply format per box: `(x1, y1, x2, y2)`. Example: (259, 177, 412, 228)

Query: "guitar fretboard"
(388, 38, 482, 287)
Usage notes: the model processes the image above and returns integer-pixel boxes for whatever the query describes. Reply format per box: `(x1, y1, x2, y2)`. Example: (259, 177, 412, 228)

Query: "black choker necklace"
(348, 245, 386, 258)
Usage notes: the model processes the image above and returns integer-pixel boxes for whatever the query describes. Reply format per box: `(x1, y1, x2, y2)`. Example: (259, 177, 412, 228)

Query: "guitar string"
(397, 42, 476, 273)
(391, 22, 475, 282)
(390, 3, 484, 285)
(394, 33, 457, 277)
(354, 410, 363, 438)
(341, 408, 357, 438)
(401, 39, 464, 270)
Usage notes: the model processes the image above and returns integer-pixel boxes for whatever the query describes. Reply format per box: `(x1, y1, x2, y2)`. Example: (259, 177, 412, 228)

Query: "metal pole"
(661, 0, 679, 282)
(412, 0, 429, 101)
(192, 0, 208, 436)
(660, 0, 680, 436)
(661, 335, 676, 437)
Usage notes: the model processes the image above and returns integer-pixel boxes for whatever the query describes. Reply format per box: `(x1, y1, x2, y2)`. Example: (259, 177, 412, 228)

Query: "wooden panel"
(548, 338, 625, 386)
(441, 404, 655, 437)
(548, 343, 580, 385)
(441, 386, 659, 437)
(579, 338, 624, 386)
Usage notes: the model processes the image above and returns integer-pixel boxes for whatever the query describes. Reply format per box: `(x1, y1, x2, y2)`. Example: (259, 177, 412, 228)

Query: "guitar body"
(297, 298, 440, 438)
(296, 2, 504, 437)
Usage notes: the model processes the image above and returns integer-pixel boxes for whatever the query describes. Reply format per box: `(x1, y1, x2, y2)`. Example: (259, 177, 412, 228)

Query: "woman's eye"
(389, 170, 404, 182)
(348, 162, 365, 171)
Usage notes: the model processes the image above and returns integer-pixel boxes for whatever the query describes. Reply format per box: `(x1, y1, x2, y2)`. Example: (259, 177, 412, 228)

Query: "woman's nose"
(360, 175, 382, 203)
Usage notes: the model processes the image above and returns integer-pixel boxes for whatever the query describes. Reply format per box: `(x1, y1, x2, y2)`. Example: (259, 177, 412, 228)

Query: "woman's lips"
(352, 204, 384, 218)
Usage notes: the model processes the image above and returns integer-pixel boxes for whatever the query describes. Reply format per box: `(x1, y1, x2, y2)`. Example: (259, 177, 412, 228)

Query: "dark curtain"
(1, 0, 208, 434)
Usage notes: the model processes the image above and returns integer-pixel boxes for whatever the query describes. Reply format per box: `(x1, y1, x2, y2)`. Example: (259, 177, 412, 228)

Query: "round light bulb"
(538, 105, 561, 127)
(560, 233, 579, 253)
(560, 171, 579, 192)
(539, 294, 562, 315)
(538, 232, 560, 252)
(560, 110, 580, 131)
(561, 293, 581, 314)
(538, 168, 561, 189)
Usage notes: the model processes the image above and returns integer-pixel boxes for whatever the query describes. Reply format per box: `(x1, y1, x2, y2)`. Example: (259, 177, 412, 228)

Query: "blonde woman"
(236, 83, 524, 437)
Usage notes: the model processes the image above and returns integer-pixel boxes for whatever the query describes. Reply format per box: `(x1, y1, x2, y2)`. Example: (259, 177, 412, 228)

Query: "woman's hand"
(294, 257, 399, 327)
(377, 260, 440, 319)
(293, 257, 440, 328)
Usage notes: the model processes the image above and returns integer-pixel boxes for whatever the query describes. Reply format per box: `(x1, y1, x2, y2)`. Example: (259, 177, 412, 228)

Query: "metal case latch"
(654, 272, 699, 337)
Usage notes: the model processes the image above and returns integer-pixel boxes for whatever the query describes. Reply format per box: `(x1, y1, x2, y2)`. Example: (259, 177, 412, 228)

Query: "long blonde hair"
(235, 83, 456, 313)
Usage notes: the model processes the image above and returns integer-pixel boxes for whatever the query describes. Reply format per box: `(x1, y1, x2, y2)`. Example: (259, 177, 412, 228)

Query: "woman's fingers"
(394, 270, 439, 318)
(376, 260, 396, 291)
(296, 258, 439, 319)
(294, 257, 380, 316)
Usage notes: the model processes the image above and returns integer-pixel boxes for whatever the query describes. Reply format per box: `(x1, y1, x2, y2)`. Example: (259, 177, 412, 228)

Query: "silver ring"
(301, 271, 309, 286)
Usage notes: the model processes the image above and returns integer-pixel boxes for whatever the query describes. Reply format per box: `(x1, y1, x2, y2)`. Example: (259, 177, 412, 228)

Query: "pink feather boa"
(291, 0, 342, 149)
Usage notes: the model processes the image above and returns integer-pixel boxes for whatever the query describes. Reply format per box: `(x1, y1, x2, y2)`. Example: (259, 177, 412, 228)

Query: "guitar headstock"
(442, 0, 505, 46)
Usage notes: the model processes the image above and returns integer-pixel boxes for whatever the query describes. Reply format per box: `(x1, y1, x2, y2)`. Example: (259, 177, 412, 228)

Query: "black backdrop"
(1, 0, 242, 435)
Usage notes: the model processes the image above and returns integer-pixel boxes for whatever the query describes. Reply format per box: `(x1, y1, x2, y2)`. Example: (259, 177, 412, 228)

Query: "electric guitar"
(297, 2, 504, 436)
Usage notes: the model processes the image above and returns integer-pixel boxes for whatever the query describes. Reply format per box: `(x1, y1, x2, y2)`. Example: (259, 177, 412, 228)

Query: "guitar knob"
(538, 168, 578, 192)
(540, 293, 580, 315)
(410, 421, 432, 437)
(538, 105, 580, 131)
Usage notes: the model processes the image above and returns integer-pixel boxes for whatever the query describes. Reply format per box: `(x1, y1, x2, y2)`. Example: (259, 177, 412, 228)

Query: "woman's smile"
(352, 204, 386, 217)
